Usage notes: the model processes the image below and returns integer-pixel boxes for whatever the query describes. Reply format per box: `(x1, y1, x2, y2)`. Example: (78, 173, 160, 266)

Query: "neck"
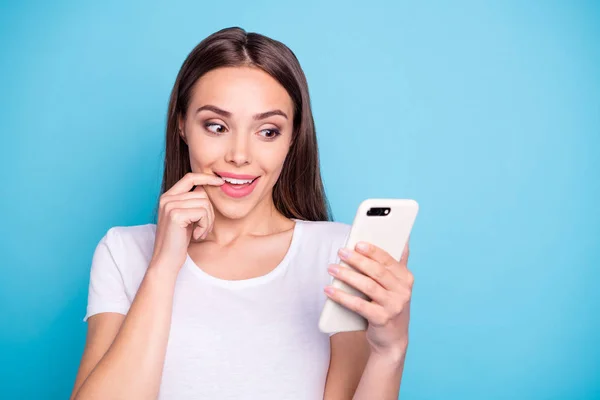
(207, 196, 293, 245)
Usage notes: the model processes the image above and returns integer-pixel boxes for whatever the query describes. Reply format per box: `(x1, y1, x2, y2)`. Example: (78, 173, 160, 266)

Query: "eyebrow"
(195, 105, 288, 120)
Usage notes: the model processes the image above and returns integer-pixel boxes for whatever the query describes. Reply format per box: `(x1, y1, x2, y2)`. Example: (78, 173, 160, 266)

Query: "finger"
(190, 205, 212, 241)
(338, 248, 398, 291)
(324, 285, 389, 326)
(163, 198, 212, 213)
(355, 241, 409, 280)
(195, 208, 209, 231)
(160, 188, 210, 209)
(354, 241, 397, 267)
(186, 186, 214, 239)
(199, 203, 214, 240)
(194, 185, 215, 235)
(163, 199, 212, 233)
(399, 241, 410, 267)
(193, 223, 211, 241)
(165, 172, 224, 196)
(161, 189, 214, 240)
(168, 207, 209, 230)
(328, 264, 388, 305)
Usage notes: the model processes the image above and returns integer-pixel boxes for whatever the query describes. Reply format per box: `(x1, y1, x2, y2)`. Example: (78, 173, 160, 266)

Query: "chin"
(214, 201, 255, 220)
(206, 187, 264, 220)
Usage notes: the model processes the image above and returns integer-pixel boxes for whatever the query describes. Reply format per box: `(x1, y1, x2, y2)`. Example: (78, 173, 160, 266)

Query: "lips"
(215, 171, 261, 198)
(215, 171, 259, 180)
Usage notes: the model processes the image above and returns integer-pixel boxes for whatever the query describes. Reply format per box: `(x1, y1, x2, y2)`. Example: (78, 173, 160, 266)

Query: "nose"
(225, 131, 251, 167)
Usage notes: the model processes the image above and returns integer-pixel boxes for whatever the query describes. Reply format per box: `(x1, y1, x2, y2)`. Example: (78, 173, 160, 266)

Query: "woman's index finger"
(165, 172, 224, 196)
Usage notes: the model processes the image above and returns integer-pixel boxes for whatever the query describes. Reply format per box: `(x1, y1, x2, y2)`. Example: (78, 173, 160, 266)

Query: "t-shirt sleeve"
(84, 228, 131, 322)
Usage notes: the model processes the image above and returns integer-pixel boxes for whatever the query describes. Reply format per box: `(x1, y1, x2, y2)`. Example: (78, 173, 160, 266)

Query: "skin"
(179, 66, 296, 239)
(177, 66, 298, 280)
(70, 66, 412, 400)
(327, 241, 413, 400)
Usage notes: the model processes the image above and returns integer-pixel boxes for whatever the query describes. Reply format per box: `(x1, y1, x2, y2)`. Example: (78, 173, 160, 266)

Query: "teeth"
(222, 177, 254, 185)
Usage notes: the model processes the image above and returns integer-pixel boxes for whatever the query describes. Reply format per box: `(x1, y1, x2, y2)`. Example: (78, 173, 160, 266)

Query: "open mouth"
(214, 172, 261, 198)
(216, 175, 258, 185)
(215, 173, 259, 186)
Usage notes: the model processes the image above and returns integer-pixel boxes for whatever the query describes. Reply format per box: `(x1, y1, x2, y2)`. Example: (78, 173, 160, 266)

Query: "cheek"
(260, 142, 290, 176)
(187, 136, 223, 169)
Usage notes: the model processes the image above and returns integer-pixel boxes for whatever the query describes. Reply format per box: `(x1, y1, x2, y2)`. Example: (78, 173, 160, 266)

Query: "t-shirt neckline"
(184, 218, 304, 289)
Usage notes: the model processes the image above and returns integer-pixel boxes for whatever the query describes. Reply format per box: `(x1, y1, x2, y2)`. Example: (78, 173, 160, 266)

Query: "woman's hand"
(151, 172, 224, 273)
(325, 240, 413, 359)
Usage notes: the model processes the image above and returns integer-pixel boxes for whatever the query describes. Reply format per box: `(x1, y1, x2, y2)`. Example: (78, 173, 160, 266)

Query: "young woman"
(71, 27, 414, 400)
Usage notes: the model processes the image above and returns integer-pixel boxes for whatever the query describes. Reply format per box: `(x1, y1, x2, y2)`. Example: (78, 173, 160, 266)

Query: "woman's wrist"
(370, 339, 409, 366)
(146, 260, 180, 285)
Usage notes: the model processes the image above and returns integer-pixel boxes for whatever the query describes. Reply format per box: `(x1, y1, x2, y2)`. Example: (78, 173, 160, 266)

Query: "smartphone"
(318, 198, 419, 334)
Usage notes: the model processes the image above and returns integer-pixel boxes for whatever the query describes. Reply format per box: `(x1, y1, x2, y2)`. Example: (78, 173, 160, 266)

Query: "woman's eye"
(258, 128, 281, 139)
(205, 123, 226, 134)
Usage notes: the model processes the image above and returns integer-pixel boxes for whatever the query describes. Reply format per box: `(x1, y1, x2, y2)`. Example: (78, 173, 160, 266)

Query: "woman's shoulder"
(90, 223, 157, 282)
(101, 223, 156, 247)
(85, 223, 157, 321)
(97, 223, 157, 264)
(103, 223, 156, 241)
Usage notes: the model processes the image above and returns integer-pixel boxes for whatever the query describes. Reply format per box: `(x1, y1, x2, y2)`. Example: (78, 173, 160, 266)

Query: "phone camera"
(367, 207, 391, 217)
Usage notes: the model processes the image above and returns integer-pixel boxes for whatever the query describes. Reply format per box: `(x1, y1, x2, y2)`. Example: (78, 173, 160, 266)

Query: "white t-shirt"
(84, 219, 351, 399)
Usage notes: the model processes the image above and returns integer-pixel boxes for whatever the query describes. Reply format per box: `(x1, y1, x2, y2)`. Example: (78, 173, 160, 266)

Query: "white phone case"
(318, 198, 419, 334)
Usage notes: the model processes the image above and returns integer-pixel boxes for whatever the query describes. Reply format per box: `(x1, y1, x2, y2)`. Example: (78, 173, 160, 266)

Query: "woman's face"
(179, 66, 294, 220)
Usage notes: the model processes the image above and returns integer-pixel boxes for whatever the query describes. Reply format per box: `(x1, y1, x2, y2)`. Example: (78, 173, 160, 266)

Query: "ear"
(177, 115, 187, 144)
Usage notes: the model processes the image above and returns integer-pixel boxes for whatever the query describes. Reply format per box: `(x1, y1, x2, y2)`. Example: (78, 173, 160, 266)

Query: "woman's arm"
(323, 241, 413, 399)
(71, 173, 223, 399)
(323, 332, 405, 400)
(352, 346, 407, 400)
(323, 331, 370, 399)
(70, 313, 125, 399)
(71, 264, 178, 400)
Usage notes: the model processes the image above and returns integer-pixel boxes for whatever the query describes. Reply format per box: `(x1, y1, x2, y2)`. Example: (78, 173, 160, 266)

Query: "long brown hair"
(154, 27, 331, 222)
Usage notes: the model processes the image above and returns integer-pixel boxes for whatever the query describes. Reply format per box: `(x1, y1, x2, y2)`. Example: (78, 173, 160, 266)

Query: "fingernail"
(324, 286, 335, 295)
(328, 265, 339, 275)
(356, 242, 369, 252)
(338, 248, 350, 259)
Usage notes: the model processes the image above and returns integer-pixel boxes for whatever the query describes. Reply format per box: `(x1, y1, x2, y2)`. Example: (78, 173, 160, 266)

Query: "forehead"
(189, 66, 294, 117)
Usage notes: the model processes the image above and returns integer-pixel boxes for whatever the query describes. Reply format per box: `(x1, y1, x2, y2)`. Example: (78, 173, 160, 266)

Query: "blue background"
(1, 1, 598, 399)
